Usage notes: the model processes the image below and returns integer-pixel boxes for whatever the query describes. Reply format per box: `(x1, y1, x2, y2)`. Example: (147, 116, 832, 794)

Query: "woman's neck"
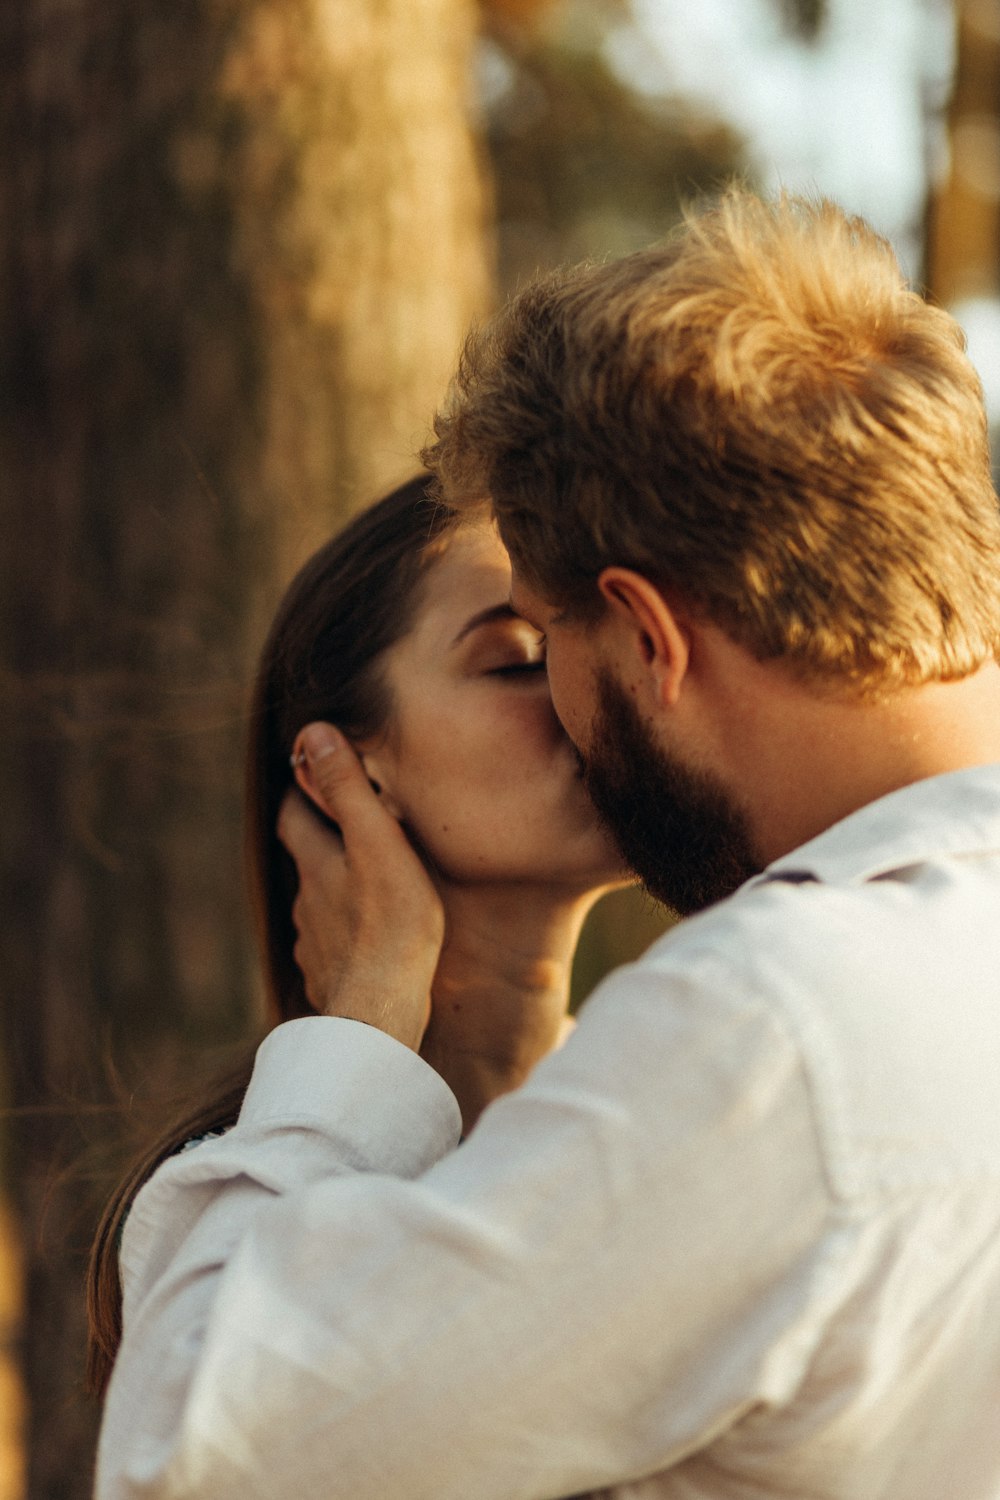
(420, 882, 607, 1134)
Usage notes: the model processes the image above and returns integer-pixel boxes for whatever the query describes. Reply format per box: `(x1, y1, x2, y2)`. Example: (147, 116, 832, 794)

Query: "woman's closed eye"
(488, 659, 547, 677)
(462, 618, 546, 677)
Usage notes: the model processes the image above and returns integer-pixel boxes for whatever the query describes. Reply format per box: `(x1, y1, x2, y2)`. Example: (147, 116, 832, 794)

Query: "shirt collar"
(750, 762, 1000, 887)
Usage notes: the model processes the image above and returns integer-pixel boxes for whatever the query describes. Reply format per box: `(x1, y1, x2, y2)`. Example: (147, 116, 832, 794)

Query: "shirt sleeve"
(96, 959, 839, 1500)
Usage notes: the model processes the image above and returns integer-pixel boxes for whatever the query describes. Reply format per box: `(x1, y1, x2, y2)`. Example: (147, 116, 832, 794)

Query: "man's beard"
(578, 670, 763, 915)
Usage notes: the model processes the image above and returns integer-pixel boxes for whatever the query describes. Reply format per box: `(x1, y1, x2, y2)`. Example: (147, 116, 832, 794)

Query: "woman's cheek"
(396, 776, 481, 873)
(408, 796, 527, 882)
(394, 701, 553, 874)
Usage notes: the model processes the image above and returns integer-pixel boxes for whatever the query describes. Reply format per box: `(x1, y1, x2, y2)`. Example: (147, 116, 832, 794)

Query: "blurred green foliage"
(478, 0, 754, 986)
(480, 4, 749, 292)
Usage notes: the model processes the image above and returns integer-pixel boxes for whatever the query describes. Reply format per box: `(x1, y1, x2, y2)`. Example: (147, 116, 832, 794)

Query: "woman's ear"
(356, 749, 404, 820)
(596, 567, 691, 708)
(290, 732, 403, 822)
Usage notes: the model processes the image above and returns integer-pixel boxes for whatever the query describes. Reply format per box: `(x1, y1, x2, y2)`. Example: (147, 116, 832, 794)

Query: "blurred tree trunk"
(926, 0, 1000, 304)
(0, 2, 490, 1495)
(0, 1202, 25, 1500)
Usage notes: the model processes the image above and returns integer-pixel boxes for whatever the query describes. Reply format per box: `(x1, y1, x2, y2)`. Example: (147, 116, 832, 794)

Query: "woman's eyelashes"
(488, 659, 547, 677)
(467, 623, 547, 678)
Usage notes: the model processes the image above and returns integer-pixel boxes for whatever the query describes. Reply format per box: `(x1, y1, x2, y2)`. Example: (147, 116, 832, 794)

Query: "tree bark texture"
(0, 3, 490, 1495)
(927, 0, 1000, 303)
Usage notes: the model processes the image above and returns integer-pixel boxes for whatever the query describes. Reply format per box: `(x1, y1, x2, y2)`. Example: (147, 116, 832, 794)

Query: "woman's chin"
(552, 843, 633, 896)
(583, 863, 634, 897)
(431, 853, 626, 896)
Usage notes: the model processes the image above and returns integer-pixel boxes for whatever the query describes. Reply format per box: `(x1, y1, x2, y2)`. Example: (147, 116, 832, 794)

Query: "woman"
(87, 473, 623, 1395)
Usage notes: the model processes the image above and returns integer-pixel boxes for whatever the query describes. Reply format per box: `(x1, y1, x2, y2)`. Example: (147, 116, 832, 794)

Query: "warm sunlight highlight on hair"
(426, 188, 1000, 696)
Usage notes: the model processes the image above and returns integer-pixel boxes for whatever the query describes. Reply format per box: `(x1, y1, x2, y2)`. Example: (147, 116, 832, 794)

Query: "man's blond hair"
(425, 189, 1000, 695)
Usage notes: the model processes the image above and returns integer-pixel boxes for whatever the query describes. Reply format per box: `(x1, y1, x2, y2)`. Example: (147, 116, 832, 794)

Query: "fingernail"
(300, 724, 343, 763)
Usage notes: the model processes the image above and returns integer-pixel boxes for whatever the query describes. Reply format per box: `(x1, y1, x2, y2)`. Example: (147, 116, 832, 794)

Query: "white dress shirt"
(96, 766, 1000, 1500)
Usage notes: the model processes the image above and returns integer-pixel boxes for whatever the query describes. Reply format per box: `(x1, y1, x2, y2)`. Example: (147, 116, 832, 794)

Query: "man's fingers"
(295, 723, 364, 819)
(276, 787, 343, 870)
(294, 722, 411, 863)
(278, 724, 444, 1046)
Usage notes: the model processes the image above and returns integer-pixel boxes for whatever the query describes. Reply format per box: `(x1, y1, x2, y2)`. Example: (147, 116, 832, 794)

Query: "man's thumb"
(292, 722, 360, 821)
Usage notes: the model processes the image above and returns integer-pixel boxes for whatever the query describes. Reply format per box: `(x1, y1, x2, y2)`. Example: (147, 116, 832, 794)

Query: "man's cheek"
(546, 661, 589, 746)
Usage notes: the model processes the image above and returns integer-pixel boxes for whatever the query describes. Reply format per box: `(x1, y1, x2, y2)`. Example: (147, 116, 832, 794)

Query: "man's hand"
(276, 722, 444, 1051)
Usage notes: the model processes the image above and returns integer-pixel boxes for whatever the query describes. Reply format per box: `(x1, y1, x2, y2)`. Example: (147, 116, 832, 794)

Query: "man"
(97, 192, 1000, 1498)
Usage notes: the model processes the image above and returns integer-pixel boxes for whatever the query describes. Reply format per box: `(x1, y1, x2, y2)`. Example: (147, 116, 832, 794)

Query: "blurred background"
(1, 0, 997, 1492)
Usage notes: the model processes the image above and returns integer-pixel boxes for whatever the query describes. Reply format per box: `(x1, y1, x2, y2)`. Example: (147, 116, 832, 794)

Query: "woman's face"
(362, 524, 622, 889)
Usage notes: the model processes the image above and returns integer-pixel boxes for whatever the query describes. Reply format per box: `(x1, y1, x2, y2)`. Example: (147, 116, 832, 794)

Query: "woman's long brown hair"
(86, 476, 458, 1395)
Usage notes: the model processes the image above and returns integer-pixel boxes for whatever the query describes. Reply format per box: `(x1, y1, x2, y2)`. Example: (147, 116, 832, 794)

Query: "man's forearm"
(97, 976, 830, 1500)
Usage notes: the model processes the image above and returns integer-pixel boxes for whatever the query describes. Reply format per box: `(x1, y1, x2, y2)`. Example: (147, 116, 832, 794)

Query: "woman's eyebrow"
(450, 602, 521, 647)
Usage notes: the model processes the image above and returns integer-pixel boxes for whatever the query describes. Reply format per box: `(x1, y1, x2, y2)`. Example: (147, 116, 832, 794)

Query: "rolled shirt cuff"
(239, 1016, 463, 1178)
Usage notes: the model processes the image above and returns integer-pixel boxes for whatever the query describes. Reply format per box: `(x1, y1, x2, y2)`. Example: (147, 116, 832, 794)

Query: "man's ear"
(597, 567, 691, 707)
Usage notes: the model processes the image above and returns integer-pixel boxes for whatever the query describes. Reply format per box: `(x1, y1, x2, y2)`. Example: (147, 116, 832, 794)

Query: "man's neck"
(732, 660, 1000, 866)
